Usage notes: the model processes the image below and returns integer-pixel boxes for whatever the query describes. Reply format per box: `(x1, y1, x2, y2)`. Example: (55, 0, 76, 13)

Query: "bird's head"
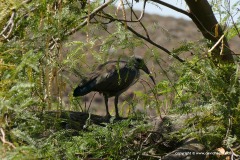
(132, 56, 156, 85)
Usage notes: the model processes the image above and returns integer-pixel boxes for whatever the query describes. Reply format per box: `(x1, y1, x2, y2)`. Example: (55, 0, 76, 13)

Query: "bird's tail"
(73, 84, 93, 97)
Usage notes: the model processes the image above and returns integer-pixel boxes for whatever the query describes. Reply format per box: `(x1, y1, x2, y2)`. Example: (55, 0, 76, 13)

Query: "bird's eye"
(140, 61, 144, 67)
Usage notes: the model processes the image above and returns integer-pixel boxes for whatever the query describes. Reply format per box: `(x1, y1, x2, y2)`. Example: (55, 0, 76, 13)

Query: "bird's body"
(74, 60, 140, 97)
(73, 57, 155, 119)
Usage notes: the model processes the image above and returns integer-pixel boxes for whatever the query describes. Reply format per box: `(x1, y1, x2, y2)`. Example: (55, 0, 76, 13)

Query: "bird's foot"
(113, 115, 127, 121)
(104, 114, 112, 120)
(114, 115, 122, 120)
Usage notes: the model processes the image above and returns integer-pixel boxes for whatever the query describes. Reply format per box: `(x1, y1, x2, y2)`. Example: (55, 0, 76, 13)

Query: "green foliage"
(1, 0, 240, 159)
(2, 117, 151, 159)
(68, 120, 151, 159)
(172, 47, 240, 149)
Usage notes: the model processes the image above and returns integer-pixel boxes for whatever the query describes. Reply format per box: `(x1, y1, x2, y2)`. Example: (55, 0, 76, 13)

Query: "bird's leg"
(114, 95, 120, 119)
(104, 95, 111, 119)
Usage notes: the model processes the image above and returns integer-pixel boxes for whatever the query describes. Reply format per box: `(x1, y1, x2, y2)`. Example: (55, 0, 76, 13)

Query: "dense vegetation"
(0, 0, 240, 159)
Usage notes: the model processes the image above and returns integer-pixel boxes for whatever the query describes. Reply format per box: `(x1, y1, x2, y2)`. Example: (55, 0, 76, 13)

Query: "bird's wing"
(95, 61, 127, 84)
(78, 60, 127, 86)
(74, 60, 128, 97)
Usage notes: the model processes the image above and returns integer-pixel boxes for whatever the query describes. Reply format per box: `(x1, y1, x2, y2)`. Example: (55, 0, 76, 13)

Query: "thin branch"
(98, 12, 174, 57)
(150, 0, 190, 16)
(131, 0, 147, 22)
(0, 10, 16, 41)
(101, 0, 147, 23)
(0, 128, 16, 149)
(208, 34, 225, 53)
(150, 0, 215, 40)
(98, 12, 140, 23)
(65, 0, 113, 37)
(48, 0, 113, 50)
(98, 4, 185, 63)
(126, 1, 150, 38)
(118, 0, 127, 28)
(117, 0, 147, 22)
(221, 2, 240, 38)
(50, 36, 60, 50)
(0, 0, 33, 41)
(126, 24, 185, 63)
(87, 92, 97, 112)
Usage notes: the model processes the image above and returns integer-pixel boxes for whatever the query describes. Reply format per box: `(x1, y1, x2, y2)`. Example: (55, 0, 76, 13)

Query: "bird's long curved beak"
(149, 74, 156, 85)
(142, 64, 156, 85)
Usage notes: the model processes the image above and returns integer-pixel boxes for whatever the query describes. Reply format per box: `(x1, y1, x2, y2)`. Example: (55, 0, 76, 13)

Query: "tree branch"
(100, 0, 147, 23)
(0, 10, 16, 41)
(126, 25, 185, 63)
(49, 0, 113, 50)
(0, 128, 16, 149)
(185, 0, 234, 62)
(98, 10, 185, 63)
(150, 0, 214, 41)
(65, 0, 113, 37)
(126, 1, 150, 38)
(150, 0, 234, 62)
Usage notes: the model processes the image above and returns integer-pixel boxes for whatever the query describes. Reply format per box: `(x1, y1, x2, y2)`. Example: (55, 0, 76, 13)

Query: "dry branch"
(0, 128, 16, 149)
(0, 10, 16, 41)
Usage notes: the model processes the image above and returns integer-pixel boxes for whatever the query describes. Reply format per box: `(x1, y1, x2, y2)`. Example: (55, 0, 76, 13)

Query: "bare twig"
(137, 132, 153, 160)
(0, 10, 16, 41)
(99, 0, 146, 23)
(0, 0, 33, 41)
(0, 128, 16, 149)
(208, 34, 225, 53)
(87, 92, 97, 112)
(99, 12, 140, 23)
(115, 0, 146, 22)
(230, 147, 240, 160)
(127, 1, 150, 38)
(49, 37, 60, 50)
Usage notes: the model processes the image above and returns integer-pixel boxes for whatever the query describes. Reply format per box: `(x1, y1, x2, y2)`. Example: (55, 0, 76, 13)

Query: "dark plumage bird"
(73, 56, 156, 119)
